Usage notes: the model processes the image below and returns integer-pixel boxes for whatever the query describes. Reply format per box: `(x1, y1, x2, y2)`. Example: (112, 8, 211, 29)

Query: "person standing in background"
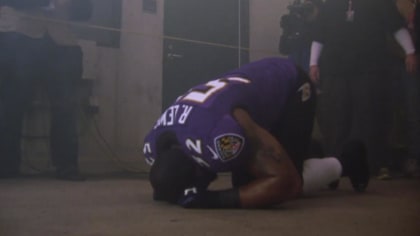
(279, 0, 323, 73)
(309, 0, 417, 178)
(387, 0, 420, 179)
(0, 0, 92, 181)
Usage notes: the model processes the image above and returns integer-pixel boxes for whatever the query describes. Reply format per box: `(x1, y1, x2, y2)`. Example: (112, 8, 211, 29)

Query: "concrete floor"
(0, 173, 419, 236)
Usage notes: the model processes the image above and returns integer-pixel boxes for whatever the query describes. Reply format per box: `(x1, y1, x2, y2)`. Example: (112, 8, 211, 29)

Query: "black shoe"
(56, 168, 86, 181)
(340, 140, 370, 192)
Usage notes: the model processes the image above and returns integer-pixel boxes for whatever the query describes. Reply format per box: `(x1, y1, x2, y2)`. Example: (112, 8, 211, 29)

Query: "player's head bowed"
(149, 147, 196, 203)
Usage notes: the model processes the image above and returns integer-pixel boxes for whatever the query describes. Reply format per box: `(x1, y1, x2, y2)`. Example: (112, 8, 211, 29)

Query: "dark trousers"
(392, 62, 420, 162)
(272, 68, 317, 174)
(0, 33, 82, 175)
(287, 44, 311, 73)
(317, 71, 393, 173)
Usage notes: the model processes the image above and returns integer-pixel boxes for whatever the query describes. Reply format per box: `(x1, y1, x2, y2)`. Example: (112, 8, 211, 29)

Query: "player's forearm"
(239, 172, 301, 208)
(179, 176, 301, 209)
(193, 177, 301, 208)
(178, 187, 241, 208)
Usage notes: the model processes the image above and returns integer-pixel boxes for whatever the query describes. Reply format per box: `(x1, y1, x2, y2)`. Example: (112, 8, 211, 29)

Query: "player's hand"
(178, 187, 205, 208)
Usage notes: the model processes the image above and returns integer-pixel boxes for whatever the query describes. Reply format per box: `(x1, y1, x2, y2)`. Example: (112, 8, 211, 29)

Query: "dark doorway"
(162, 0, 249, 109)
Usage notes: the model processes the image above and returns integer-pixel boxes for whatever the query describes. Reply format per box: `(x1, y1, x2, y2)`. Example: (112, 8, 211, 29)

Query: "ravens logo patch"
(214, 133, 245, 161)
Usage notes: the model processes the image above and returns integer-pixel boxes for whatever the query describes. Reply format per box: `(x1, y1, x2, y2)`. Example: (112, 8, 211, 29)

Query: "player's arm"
(232, 108, 302, 208)
(179, 108, 302, 208)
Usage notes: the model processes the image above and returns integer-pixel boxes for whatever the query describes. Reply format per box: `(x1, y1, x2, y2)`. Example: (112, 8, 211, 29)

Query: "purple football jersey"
(143, 57, 300, 172)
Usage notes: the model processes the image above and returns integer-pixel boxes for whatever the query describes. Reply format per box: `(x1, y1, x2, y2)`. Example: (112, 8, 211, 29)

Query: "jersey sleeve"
(143, 132, 157, 166)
